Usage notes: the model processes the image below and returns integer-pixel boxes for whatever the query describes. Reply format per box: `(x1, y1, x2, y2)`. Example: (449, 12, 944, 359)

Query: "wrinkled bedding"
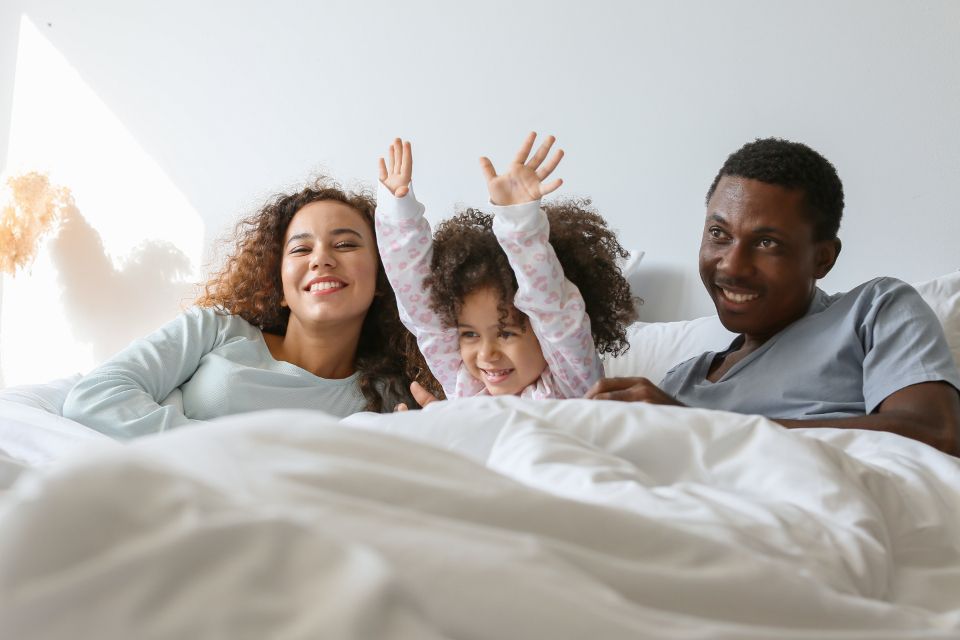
(1, 396, 959, 639)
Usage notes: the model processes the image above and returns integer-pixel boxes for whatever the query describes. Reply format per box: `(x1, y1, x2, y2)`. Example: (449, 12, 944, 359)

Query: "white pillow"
(621, 250, 645, 316)
(0, 374, 82, 414)
(604, 271, 960, 382)
(912, 270, 960, 371)
(604, 315, 735, 383)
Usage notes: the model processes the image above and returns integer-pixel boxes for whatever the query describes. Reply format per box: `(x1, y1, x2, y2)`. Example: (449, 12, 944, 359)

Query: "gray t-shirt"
(63, 306, 369, 439)
(659, 278, 960, 419)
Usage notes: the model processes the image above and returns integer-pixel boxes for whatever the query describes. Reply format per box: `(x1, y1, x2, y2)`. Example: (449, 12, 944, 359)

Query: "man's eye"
(758, 238, 777, 248)
(708, 227, 726, 239)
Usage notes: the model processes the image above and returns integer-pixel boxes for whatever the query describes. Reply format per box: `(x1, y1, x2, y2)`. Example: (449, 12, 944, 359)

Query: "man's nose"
(716, 242, 753, 278)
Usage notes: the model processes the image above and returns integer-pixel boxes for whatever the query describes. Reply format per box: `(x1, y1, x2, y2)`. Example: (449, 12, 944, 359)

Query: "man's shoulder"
(832, 276, 913, 301)
(819, 276, 923, 316)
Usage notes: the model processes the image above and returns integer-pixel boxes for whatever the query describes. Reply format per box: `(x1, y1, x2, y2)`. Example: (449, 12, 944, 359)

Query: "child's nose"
(479, 340, 500, 362)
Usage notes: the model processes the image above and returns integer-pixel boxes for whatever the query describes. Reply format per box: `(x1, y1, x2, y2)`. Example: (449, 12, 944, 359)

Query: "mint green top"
(62, 306, 367, 439)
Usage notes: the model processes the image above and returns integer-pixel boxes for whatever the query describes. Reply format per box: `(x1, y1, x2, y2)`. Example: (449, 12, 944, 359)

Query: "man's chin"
(714, 309, 753, 335)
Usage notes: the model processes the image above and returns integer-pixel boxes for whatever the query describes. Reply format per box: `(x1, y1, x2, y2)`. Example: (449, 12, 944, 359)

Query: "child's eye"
(498, 330, 516, 339)
(459, 331, 479, 340)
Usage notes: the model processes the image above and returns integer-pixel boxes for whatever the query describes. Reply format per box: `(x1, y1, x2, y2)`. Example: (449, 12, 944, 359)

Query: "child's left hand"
(480, 132, 564, 206)
(379, 138, 412, 198)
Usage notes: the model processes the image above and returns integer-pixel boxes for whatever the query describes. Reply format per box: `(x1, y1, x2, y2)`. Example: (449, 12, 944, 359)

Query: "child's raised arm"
(480, 132, 564, 206)
(375, 138, 476, 399)
(483, 133, 604, 398)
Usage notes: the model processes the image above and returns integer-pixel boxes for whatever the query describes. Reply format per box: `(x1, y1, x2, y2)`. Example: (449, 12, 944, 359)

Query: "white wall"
(1, 0, 958, 385)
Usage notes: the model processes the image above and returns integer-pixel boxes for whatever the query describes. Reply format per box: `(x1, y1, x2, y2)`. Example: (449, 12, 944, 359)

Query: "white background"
(1, 0, 958, 385)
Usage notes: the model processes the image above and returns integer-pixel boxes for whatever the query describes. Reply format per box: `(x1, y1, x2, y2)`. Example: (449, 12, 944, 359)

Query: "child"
(376, 133, 635, 400)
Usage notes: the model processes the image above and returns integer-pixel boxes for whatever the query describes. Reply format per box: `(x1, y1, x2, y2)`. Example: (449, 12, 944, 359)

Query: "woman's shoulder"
(174, 305, 263, 341)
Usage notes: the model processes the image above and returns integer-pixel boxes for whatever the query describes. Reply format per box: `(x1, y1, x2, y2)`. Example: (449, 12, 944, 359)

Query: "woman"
(63, 177, 429, 439)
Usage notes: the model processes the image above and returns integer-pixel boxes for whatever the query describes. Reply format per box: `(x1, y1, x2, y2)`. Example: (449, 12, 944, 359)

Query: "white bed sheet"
(1, 397, 959, 639)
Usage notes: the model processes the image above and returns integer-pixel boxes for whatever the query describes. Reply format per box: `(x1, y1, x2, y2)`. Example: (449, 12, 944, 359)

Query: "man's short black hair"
(705, 138, 844, 241)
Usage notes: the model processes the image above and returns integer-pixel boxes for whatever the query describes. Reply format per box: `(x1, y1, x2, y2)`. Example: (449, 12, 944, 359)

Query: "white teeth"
(483, 369, 512, 378)
(310, 281, 344, 292)
(721, 288, 759, 303)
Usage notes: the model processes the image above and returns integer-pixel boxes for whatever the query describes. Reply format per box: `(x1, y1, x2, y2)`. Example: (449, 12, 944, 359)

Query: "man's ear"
(814, 238, 841, 279)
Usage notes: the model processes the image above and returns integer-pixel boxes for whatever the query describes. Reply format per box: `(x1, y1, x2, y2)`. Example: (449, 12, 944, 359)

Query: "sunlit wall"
(1, 15, 202, 386)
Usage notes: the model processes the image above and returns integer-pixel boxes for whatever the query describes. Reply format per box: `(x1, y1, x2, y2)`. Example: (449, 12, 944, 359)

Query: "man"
(587, 138, 960, 456)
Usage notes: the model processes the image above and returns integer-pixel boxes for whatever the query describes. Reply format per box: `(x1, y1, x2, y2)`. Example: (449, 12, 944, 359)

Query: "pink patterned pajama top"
(375, 183, 602, 399)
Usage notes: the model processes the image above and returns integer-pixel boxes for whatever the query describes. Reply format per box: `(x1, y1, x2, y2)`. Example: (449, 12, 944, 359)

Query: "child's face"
(457, 287, 547, 396)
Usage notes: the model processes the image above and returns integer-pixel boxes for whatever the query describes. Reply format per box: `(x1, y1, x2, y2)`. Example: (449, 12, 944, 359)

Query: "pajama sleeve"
(375, 183, 482, 398)
(492, 201, 603, 398)
(62, 307, 217, 438)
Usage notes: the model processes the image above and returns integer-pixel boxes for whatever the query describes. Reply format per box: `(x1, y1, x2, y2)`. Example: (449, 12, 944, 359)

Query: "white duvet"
(1, 396, 959, 639)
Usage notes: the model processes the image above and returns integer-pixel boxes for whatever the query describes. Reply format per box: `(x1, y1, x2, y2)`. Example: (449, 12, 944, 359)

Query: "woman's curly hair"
(195, 176, 437, 411)
(425, 198, 637, 357)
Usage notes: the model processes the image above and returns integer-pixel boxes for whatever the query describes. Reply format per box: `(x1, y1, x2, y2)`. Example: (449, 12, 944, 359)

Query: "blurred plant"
(0, 172, 70, 275)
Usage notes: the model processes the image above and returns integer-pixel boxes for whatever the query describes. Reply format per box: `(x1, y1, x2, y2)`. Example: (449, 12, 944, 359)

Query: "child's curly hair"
(195, 176, 436, 410)
(425, 198, 637, 356)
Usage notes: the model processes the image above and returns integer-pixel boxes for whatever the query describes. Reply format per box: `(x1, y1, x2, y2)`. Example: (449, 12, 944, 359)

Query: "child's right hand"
(379, 138, 412, 198)
(394, 381, 439, 411)
(480, 132, 564, 206)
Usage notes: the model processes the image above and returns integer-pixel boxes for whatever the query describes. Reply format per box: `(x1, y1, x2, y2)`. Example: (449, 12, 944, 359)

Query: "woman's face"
(279, 200, 379, 333)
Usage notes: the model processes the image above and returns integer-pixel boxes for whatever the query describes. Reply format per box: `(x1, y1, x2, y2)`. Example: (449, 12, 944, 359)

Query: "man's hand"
(395, 381, 440, 412)
(480, 132, 564, 206)
(586, 377, 686, 406)
(379, 138, 412, 198)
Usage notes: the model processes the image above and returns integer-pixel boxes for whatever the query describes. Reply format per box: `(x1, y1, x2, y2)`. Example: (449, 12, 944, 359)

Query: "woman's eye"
(335, 242, 358, 249)
(289, 246, 310, 255)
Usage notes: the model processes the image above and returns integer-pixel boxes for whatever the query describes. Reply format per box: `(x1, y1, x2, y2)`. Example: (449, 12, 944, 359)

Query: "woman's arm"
(62, 307, 219, 438)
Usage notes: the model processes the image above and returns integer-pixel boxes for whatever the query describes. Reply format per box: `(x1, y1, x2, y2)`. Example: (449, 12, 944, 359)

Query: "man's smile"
(719, 287, 760, 304)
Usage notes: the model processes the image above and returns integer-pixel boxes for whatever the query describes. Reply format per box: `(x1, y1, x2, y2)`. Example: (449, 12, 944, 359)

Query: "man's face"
(699, 176, 839, 345)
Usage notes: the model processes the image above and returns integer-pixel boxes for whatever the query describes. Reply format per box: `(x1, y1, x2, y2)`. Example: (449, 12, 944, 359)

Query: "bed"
(1, 272, 959, 639)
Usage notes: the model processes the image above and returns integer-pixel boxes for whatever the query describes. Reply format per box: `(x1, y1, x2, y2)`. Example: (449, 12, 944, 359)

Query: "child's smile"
(457, 287, 547, 396)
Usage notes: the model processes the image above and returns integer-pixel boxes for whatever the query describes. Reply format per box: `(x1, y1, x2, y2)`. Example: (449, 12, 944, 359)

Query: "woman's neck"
(263, 318, 364, 379)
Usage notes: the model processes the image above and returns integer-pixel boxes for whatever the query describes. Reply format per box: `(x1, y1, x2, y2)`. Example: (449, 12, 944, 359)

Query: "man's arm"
(777, 381, 960, 456)
(587, 376, 960, 456)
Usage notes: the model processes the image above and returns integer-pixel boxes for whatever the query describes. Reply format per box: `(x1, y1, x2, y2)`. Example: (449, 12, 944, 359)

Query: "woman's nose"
(310, 247, 337, 269)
